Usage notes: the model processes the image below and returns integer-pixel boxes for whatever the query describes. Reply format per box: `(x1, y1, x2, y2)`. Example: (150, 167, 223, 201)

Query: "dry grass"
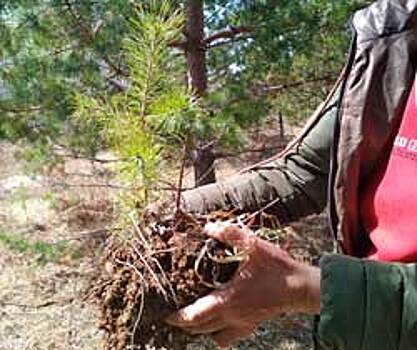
(0, 141, 111, 350)
(0, 248, 103, 350)
(0, 136, 332, 350)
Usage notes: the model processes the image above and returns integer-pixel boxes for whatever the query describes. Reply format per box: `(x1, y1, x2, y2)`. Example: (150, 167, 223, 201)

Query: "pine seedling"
(73, 0, 198, 210)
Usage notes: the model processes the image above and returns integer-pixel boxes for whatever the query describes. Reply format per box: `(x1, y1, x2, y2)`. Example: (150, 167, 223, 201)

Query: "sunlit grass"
(0, 231, 79, 264)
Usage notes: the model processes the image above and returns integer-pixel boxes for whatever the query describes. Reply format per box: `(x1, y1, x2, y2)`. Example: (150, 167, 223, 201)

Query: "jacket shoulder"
(353, 0, 417, 42)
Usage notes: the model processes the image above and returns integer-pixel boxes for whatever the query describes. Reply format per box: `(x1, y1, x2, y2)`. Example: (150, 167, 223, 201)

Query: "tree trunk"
(191, 144, 216, 185)
(185, 0, 216, 187)
(278, 112, 285, 138)
(186, 0, 207, 95)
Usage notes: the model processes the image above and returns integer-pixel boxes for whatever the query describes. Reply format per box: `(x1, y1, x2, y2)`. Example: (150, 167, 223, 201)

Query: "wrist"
(302, 265, 321, 314)
(288, 263, 321, 314)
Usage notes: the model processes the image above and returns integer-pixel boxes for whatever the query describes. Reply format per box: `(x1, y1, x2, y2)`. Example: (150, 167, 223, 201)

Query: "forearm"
(183, 102, 336, 223)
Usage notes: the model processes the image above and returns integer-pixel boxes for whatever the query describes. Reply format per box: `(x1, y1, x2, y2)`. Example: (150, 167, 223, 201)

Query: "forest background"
(1, 0, 371, 192)
(0, 1, 369, 349)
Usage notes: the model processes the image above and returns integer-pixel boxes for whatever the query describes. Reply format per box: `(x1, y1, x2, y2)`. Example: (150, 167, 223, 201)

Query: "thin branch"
(131, 287, 145, 348)
(0, 45, 75, 69)
(63, 172, 103, 178)
(1, 298, 74, 309)
(128, 212, 151, 251)
(55, 151, 132, 164)
(259, 75, 336, 95)
(125, 241, 168, 299)
(63, 0, 92, 37)
(175, 143, 188, 215)
(168, 41, 187, 50)
(52, 227, 117, 244)
(194, 159, 216, 185)
(0, 106, 43, 114)
(63, 0, 128, 77)
(48, 180, 193, 192)
(208, 34, 252, 49)
(102, 56, 129, 78)
(106, 77, 128, 92)
(156, 179, 194, 192)
(243, 197, 283, 224)
(197, 140, 216, 152)
(48, 181, 135, 190)
(204, 25, 254, 46)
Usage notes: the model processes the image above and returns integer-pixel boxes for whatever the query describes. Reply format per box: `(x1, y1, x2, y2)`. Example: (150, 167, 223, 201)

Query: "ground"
(0, 142, 108, 350)
(0, 129, 332, 350)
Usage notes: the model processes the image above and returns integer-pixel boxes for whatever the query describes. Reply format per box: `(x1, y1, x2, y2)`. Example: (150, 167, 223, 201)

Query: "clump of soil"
(92, 210, 249, 350)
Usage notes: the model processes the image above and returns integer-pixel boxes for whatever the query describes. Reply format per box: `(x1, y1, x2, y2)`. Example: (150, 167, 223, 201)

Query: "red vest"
(360, 78, 417, 262)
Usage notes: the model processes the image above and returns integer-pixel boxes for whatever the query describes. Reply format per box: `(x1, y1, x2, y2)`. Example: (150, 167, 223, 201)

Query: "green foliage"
(2, 0, 373, 181)
(0, 231, 77, 264)
(206, 0, 371, 124)
(0, 0, 133, 149)
(74, 0, 257, 208)
(74, 1, 191, 207)
(18, 143, 62, 174)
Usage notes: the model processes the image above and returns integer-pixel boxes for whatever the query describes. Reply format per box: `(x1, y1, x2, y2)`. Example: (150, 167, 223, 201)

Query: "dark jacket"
(182, 1, 417, 349)
(183, 0, 417, 257)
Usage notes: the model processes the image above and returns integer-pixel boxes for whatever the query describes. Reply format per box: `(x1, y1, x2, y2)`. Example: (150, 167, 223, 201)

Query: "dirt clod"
(92, 210, 241, 350)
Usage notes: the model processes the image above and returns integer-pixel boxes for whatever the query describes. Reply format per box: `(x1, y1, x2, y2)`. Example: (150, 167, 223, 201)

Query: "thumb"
(204, 222, 255, 249)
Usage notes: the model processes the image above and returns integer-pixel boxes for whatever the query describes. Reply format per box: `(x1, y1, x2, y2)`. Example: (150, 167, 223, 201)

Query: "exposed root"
(130, 287, 145, 350)
(91, 208, 286, 350)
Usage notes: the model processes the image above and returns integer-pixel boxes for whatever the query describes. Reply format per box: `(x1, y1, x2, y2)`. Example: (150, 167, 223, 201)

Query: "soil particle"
(92, 211, 240, 350)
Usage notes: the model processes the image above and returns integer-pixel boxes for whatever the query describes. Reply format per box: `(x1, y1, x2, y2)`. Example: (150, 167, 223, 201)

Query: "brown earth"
(0, 119, 333, 350)
(91, 206, 330, 350)
(93, 210, 243, 350)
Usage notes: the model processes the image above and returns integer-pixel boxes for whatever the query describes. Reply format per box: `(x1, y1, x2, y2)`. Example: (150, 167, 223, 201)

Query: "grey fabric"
(330, 0, 417, 255)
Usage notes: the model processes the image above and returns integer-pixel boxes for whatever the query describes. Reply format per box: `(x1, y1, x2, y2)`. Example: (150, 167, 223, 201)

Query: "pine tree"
(1, 0, 370, 182)
(74, 0, 241, 209)
(0, 0, 132, 152)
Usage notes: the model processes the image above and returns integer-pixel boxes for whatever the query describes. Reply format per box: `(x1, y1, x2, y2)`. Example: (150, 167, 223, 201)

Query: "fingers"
(182, 318, 228, 335)
(204, 222, 255, 250)
(166, 292, 227, 327)
(211, 325, 255, 348)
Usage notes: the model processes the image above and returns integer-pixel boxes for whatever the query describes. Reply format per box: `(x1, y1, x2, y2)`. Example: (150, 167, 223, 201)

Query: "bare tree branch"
(258, 75, 337, 95)
(52, 149, 132, 163)
(168, 41, 187, 50)
(208, 34, 253, 49)
(0, 106, 43, 113)
(204, 26, 254, 46)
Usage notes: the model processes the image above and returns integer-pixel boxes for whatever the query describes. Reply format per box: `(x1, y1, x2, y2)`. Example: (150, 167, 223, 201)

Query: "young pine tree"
(74, 0, 237, 211)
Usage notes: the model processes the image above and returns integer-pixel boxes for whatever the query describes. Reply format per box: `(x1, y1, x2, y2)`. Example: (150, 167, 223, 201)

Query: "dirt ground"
(0, 142, 109, 350)
(0, 135, 332, 350)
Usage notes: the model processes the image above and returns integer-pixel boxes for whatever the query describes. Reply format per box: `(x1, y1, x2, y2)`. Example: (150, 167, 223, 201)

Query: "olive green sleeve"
(182, 102, 337, 223)
(317, 255, 417, 350)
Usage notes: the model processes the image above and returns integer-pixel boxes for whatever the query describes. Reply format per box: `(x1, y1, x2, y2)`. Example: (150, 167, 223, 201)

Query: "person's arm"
(167, 226, 417, 349)
(182, 100, 337, 224)
(317, 255, 417, 350)
(166, 224, 321, 347)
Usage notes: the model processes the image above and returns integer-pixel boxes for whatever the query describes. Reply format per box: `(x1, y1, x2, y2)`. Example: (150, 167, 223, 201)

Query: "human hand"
(166, 223, 320, 348)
